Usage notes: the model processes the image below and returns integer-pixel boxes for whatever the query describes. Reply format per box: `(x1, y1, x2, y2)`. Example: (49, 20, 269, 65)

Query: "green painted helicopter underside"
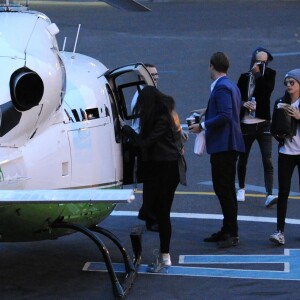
(0, 202, 116, 242)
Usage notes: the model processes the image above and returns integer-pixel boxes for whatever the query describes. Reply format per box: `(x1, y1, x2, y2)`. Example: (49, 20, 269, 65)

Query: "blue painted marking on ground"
(84, 249, 300, 281)
(181, 254, 289, 264)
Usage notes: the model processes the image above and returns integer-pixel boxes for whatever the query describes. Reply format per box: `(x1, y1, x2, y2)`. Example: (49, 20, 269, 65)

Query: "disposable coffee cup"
(193, 113, 200, 123)
(186, 117, 195, 127)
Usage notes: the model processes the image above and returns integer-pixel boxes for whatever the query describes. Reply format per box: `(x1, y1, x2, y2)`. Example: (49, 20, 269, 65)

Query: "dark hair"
(282, 88, 300, 103)
(135, 86, 173, 138)
(281, 91, 292, 103)
(162, 95, 175, 112)
(210, 52, 230, 73)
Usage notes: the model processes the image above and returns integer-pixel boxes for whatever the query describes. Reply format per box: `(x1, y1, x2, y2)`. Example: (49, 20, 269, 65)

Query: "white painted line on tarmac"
(111, 210, 300, 225)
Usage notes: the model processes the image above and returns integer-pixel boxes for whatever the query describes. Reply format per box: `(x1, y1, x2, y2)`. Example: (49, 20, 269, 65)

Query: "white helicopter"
(0, 0, 153, 298)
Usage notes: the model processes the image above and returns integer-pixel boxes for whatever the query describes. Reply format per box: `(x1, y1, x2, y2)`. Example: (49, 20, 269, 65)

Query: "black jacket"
(122, 115, 182, 162)
(237, 67, 276, 121)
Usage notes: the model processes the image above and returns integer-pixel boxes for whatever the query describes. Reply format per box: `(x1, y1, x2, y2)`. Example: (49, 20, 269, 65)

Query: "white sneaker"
(265, 195, 278, 208)
(237, 189, 245, 202)
(147, 251, 171, 273)
(269, 230, 285, 245)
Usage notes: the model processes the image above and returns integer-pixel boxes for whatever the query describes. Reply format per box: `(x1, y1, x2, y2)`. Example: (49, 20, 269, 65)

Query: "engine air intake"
(10, 68, 44, 111)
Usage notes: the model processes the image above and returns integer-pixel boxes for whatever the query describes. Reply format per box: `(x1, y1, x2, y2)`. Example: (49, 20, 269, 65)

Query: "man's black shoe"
(203, 231, 224, 242)
(146, 223, 159, 232)
(217, 234, 239, 249)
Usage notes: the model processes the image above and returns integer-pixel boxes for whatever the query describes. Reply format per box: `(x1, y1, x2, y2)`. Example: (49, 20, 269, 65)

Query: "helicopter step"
(52, 222, 143, 300)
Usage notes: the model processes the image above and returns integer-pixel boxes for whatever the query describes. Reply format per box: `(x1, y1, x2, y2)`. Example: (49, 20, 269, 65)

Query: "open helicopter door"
(106, 63, 155, 185)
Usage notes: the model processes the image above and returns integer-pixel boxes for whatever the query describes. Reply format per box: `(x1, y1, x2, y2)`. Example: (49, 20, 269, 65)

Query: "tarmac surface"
(2, 1, 300, 299)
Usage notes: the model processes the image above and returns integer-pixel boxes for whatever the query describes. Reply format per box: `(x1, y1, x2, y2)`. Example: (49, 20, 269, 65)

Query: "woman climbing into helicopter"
(121, 85, 186, 273)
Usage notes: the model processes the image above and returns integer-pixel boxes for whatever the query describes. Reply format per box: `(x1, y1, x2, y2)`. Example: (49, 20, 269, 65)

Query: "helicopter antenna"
(25, 0, 29, 7)
(62, 37, 67, 51)
(72, 24, 81, 55)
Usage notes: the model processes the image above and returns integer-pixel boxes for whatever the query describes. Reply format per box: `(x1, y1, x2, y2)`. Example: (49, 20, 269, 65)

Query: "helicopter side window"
(85, 108, 100, 120)
(71, 109, 80, 122)
(68, 108, 100, 123)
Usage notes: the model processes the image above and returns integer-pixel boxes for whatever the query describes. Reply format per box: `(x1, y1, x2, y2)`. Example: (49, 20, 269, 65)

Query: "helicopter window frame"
(117, 80, 145, 121)
(57, 55, 66, 110)
(106, 84, 121, 143)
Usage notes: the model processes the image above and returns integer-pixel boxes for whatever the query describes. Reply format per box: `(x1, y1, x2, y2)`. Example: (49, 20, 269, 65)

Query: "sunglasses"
(284, 80, 296, 87)
(255, 60, 267, 64)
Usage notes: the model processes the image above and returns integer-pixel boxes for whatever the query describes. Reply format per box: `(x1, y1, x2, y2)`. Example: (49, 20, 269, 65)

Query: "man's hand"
(190, 108, 206, 119)
(189, 123, 203, 134)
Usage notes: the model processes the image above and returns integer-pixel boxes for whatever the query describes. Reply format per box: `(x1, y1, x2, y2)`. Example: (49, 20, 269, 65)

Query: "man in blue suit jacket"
(190, 52, 245, 248)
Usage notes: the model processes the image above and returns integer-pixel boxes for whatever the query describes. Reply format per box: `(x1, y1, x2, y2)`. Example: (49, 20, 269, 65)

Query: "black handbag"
(270, 101, 295, 139)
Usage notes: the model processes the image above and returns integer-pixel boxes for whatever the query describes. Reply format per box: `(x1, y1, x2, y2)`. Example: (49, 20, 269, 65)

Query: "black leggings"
(277, 153, 300, 231)
(143, 160, 179, 253)
(237, 122, 274, 195)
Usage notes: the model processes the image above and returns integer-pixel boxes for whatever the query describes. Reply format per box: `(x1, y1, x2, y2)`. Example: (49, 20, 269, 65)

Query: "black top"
(237, 67, 276, 121)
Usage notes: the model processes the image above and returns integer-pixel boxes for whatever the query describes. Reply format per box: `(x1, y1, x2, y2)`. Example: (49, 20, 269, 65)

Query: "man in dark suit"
(189, 52, 245, 248)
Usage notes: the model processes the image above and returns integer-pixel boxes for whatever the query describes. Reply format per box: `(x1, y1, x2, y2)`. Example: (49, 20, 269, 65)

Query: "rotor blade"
(101, 0, 151, 12)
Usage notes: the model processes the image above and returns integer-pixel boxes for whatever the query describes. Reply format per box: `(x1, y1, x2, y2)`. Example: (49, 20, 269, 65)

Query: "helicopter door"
(107, 62, 154, 120)
(106, 63, 155, 185)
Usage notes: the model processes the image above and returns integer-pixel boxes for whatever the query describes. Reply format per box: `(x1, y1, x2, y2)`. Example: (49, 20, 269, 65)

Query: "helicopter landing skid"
(51, 222, 143, 299)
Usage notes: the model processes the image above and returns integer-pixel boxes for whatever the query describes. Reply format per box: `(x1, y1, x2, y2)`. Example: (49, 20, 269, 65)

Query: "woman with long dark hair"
(122, 86, 186, 273)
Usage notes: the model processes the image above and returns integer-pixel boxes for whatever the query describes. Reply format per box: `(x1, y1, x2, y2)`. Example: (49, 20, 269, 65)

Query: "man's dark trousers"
(211, 150, 239, 237)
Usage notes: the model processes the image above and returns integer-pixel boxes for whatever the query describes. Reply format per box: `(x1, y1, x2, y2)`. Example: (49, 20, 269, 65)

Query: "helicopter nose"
(10, 67, 44, 111)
